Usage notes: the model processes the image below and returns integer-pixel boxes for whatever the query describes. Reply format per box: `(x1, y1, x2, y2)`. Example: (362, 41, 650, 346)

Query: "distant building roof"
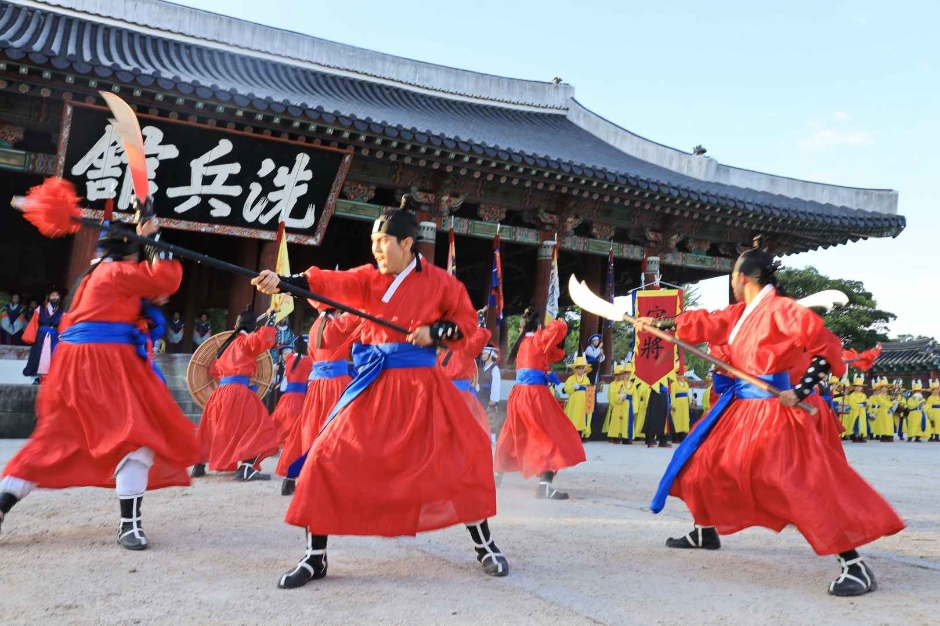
(872, 340, 940, 373)
(0, 0, 905, 241)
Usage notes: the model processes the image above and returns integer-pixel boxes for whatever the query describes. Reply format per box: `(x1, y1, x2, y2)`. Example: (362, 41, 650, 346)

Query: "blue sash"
(931, 404, 940, 410)
(453, 379, 474, 393)
(287, 343, 436, 478)
(675, 392, 689, 399)
(284, 382, 307, 394)
(712, 373, 734, 395)
(651, 372, 791, 513)
(220, 375, 251, 387)
(516, 369, 548, 386)
(309, 359, 350, 380)
(60, 321, 162, 383)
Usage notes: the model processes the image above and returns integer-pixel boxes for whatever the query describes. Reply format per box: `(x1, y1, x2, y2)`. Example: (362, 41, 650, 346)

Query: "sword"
(567, 274, 817, 414)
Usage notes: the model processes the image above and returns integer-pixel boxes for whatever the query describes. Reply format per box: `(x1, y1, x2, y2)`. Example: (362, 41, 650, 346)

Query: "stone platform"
(0, 354, 202, 438)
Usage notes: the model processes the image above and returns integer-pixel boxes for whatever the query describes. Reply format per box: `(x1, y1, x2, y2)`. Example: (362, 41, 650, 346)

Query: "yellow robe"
(926, 393, 940, 436)
(604, 381, 639, 439)
(868, 393, 893, 438)
(702, 384, 712, 414)
(564, 373, 592, 437)
(844, 392, 870, 438)
(671, 379, 691, 434)
(905, 395, 931, 439)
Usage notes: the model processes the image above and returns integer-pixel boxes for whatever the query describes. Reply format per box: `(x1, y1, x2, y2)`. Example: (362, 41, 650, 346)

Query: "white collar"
(381, 254, 421, 304)
(728, 284, 774, 345)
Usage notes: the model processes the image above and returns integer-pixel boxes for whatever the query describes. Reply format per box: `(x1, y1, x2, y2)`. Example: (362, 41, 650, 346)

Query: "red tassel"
(103, 198, 114, 223)
(18, 177, 83, 238)
(842, 343, 882, 372)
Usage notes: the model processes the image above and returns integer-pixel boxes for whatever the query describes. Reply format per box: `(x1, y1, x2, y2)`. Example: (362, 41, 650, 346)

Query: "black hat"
(372, 194, 418, 242)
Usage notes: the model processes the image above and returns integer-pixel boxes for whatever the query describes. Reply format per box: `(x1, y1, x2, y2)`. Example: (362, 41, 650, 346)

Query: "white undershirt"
(728, 284, 774, 346)
(381, 254, 422, 303)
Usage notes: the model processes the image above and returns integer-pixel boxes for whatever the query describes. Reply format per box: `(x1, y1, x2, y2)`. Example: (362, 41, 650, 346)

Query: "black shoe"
(665, 526, 721, 550)
(467, 521, 509, 577)
(190, 464, 207, 478)
(118, 495, 149, 551)
(658, 441, 673, 449)
(278, 533, 328, 589)
(281, 478, 296, 496)
(536, 481, 569, 500)
(829, 556, 876, 596)
(0, 492, 18, 535)
(235, 463, 272, 482)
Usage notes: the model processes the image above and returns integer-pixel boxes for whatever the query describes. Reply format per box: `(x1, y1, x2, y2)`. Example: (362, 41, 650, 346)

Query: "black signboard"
(57, 103, 352, 245)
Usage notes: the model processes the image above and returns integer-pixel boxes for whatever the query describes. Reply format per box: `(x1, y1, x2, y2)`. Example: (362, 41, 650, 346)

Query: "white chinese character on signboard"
(242, 153, 316, 229)
(165, 139, 243, 217)
(70, 125, 179, 210)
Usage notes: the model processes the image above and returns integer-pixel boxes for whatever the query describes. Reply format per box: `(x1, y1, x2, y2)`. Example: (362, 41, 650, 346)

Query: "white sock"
(0, 476, 36, 500)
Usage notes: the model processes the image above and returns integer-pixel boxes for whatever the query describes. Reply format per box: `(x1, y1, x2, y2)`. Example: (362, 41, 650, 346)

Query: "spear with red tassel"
(11, 178, 411, 335)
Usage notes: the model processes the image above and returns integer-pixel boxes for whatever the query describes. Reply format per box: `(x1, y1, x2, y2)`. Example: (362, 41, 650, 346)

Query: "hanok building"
(870, 340, 940, 388)
(0, 0, 906, 373)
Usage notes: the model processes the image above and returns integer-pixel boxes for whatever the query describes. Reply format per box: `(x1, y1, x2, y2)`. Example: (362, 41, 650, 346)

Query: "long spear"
(568, 274, 817, 415)
(11, 189, 411, 335)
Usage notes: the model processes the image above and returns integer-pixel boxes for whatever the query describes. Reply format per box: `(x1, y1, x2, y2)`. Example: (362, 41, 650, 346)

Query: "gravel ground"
(1, 438, 937, 626)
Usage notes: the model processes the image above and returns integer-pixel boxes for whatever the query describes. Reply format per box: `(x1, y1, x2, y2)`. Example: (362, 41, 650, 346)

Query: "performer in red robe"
(252, 200, 505, 589)
(0, 215, 200, 551)
(270, 336, 313, 444)
(495, 307, 586, 499)
(640, 247, 904, 597)
(191, 312, 280, 481)
(276, 309, 360, 496)
(438, 325, 492, 435)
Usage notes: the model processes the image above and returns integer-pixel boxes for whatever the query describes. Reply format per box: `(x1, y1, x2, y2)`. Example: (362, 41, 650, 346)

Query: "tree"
(890, 334, 933, 343)
(679, 285, 712, 379)
(777, 266, 895, 351)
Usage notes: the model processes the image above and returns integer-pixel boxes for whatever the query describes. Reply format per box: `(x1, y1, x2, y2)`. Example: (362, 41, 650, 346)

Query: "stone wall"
(0, 354, 202, 438)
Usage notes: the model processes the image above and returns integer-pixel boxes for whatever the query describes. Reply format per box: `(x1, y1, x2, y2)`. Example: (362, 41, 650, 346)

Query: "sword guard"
(132, 195, 155, 224)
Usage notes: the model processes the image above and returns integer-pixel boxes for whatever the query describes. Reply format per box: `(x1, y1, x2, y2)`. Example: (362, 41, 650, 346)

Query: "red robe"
(495, 320, 586, 478)
(2, 260, 200, 489)
(438, 326, 492, 434)
(285, 260, 496, 537)
(270, 353, 313, 443)
(673, 289, 904, 555)
(276, 313, 360, 477)
(196, 326, 280, 471)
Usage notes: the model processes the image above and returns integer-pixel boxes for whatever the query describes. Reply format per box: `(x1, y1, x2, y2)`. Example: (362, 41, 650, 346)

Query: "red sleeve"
(21, 310, 39, 344)
(775, 300, 846, 377)
(676, 304, 743, 345)
(319, 313, 362, 348)
(436, 273, 482, 351)
(114, 260, 184, 299)
(243, 326, 276, 356)
(304, 265, 372, 311)
(533, 319, 568, 362)
(461, 326, 492, 358)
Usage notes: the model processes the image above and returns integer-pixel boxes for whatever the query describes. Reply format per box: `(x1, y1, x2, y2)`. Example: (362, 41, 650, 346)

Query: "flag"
(447, 224, 457, 276)
(545, 242, 559, 325)
(603, 244, 614, 328)
(271, 220, 294, 323)
(488, 233, 504, 324)
(632, 289, 681, 388)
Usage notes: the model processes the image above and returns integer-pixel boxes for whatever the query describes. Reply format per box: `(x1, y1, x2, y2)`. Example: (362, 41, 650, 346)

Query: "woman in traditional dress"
(270, 336, 313, 445)
(563, 355, 593, 439)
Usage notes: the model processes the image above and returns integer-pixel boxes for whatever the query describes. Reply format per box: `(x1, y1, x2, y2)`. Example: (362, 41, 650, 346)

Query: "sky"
(176, 0, 938, 338)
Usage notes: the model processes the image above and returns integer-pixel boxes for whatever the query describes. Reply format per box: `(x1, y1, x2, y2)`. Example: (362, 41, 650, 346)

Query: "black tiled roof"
(0, 2, 905, 237)
(872, 340, 940, 371)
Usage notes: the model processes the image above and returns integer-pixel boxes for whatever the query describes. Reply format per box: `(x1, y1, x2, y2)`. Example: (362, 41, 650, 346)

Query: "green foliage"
(777, 266, 895, 351)
(679, 285, 711, 378)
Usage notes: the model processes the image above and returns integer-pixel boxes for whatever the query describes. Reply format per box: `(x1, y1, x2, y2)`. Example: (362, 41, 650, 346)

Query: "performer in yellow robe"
(926, 380, 940, 442)
(905, 380, 930, 442)
(866, 377, 887, 441)
(564, 355, 593, 439)
(603, 364, 631, 442)
(670, 375, 692, 442)
(844, 376, 870, 443)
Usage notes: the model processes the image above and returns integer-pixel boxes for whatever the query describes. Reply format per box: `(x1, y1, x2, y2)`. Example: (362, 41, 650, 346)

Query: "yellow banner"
(271, 224, 294, 323)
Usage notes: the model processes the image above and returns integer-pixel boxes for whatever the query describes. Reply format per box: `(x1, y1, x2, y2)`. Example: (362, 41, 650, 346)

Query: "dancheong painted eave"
(0, 0, 905, 240)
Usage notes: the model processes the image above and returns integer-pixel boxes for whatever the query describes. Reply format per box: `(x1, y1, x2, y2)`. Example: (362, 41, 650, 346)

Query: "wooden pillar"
(253, 240, 279, 314)
(578, 255, 602, 354)
(416, 221, 437, 265)
(534, 238, 556, 320)
(64, 228, 99, 292)
(227, 239, 258, 329)
(498, 315, 510, 368)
